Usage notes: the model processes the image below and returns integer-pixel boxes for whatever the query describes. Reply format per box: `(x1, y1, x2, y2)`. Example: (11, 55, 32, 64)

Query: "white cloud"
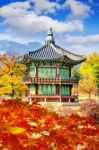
(0, 1, 30, 18)
(63, 0, 92, 19)
(63, 34, 99, 44)
(0, 0, 98, 55)
(56, 34, 99, 54)
(0, 32, 26, 43)
(29, 0, 61, 14)
(0, 0, 84, 38)
(0, 51, 6, 55)
(67, 44, 99, 55)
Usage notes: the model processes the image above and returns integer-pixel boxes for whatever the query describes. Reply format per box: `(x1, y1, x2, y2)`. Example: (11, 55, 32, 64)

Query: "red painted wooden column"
(56, 66, 59, 95)
(56, 66, 59, 78)
(69, 85, 72, 96)
(69, 67, 71, 79)
(36, 65, 38, 78)
(35, 63, 39, 94)
(56, 85, 59, 95)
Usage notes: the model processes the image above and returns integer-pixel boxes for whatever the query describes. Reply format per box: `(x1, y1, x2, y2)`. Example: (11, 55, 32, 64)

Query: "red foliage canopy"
(0, 99, 99, 150)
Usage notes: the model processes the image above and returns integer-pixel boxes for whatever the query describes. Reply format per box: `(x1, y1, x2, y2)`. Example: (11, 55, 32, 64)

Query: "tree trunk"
(97, 87, 99, 99)
(88, 92, 91, 99)
(11, 89, 15, 99)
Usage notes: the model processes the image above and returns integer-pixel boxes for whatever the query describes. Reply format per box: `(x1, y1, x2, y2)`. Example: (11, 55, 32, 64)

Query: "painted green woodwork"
(42, 61, 50, 66)
(38, 67, 56, 78)
(30, 84, 35, 94)
(60, 85, 70, 95)
(59, 68, 69, 79)
(38, 84, 56, 95)
(30, 63, 35, 77)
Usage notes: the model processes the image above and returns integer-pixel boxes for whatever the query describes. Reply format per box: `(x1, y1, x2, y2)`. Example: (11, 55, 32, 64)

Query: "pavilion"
(23, 28, 85, 102)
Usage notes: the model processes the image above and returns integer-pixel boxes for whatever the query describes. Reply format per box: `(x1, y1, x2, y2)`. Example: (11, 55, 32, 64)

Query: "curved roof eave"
(54, 45, 86, 62)
(25, 43, 86, 65)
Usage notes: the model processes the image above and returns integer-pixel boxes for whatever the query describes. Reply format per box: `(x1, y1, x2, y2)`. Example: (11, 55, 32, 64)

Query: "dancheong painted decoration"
(23, 28, 86, 102)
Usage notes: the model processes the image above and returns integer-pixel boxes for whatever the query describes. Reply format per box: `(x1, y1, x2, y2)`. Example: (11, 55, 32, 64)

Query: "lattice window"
(38, 67, 56, 78)
(60, 85, 70, 95)
(38, 85, 56, 95)
(59, 68, 69, 79)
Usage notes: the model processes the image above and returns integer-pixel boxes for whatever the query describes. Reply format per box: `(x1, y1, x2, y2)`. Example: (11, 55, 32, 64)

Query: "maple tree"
(80, 99, 99, 123)
(0, 54, 28, 98)
(0, 99, 99, 150)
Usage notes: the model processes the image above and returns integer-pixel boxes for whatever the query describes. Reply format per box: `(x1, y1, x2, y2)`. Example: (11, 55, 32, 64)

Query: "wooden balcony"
(24, 76, 78, 84)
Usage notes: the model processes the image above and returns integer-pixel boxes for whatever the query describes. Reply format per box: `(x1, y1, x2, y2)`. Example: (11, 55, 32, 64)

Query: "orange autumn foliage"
(0, 99, 99, 150)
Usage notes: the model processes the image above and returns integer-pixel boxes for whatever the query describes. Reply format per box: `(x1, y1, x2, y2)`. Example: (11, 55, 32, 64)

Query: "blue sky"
(0, 0, 99, 54)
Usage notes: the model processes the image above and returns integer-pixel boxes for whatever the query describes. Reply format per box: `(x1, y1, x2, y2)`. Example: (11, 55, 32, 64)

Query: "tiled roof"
(27, 43, 85, 64)
(55, 45, 86, 62)
(25, 28, 86, 65)
(28, 44, 62, 60)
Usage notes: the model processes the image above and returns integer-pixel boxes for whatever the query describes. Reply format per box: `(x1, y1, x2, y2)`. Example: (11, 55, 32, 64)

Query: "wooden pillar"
(35, 84, 38, 94)
(26, 63, 30, 76)
(56, 85, 59, 95)
(28, 84, 30, 95)
(60, 97, 61, 102)
(34, 64, 36, 77)
(69, 98, 71, 103)
(29, 95, 32, 105)
(44, 98, 46, 102)
(69, 67, 71, 79)
(56, 66, 59, 78)
(36, 66, 38, 77)
(69, 85, 72, 96)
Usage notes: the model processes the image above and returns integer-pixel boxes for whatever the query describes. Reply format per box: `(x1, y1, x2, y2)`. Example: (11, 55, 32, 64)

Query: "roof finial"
(45, 27, 55, 44)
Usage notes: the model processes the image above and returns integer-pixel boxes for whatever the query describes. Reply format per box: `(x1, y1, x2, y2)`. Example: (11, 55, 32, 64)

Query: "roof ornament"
(45, 27, 55, 45)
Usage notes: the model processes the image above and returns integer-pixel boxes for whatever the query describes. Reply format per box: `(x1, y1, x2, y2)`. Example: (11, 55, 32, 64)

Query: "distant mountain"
(0, 40, 42, 55)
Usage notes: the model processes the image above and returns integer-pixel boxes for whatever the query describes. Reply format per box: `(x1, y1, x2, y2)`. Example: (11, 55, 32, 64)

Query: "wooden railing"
(24, 76, 78, 84)
(28, 94, 78, 99)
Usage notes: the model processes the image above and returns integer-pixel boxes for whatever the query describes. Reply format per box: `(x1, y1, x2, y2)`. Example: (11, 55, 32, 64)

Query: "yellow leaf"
(8, 126, 26, 134)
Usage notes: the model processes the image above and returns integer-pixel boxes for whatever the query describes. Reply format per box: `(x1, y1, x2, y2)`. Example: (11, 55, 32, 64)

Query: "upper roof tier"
(26, 28, 86, 65)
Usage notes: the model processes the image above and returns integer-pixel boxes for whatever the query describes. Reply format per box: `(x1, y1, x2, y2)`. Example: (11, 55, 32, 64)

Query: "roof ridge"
(49, 43, 63, 55)
(29, 44, 48, 54)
